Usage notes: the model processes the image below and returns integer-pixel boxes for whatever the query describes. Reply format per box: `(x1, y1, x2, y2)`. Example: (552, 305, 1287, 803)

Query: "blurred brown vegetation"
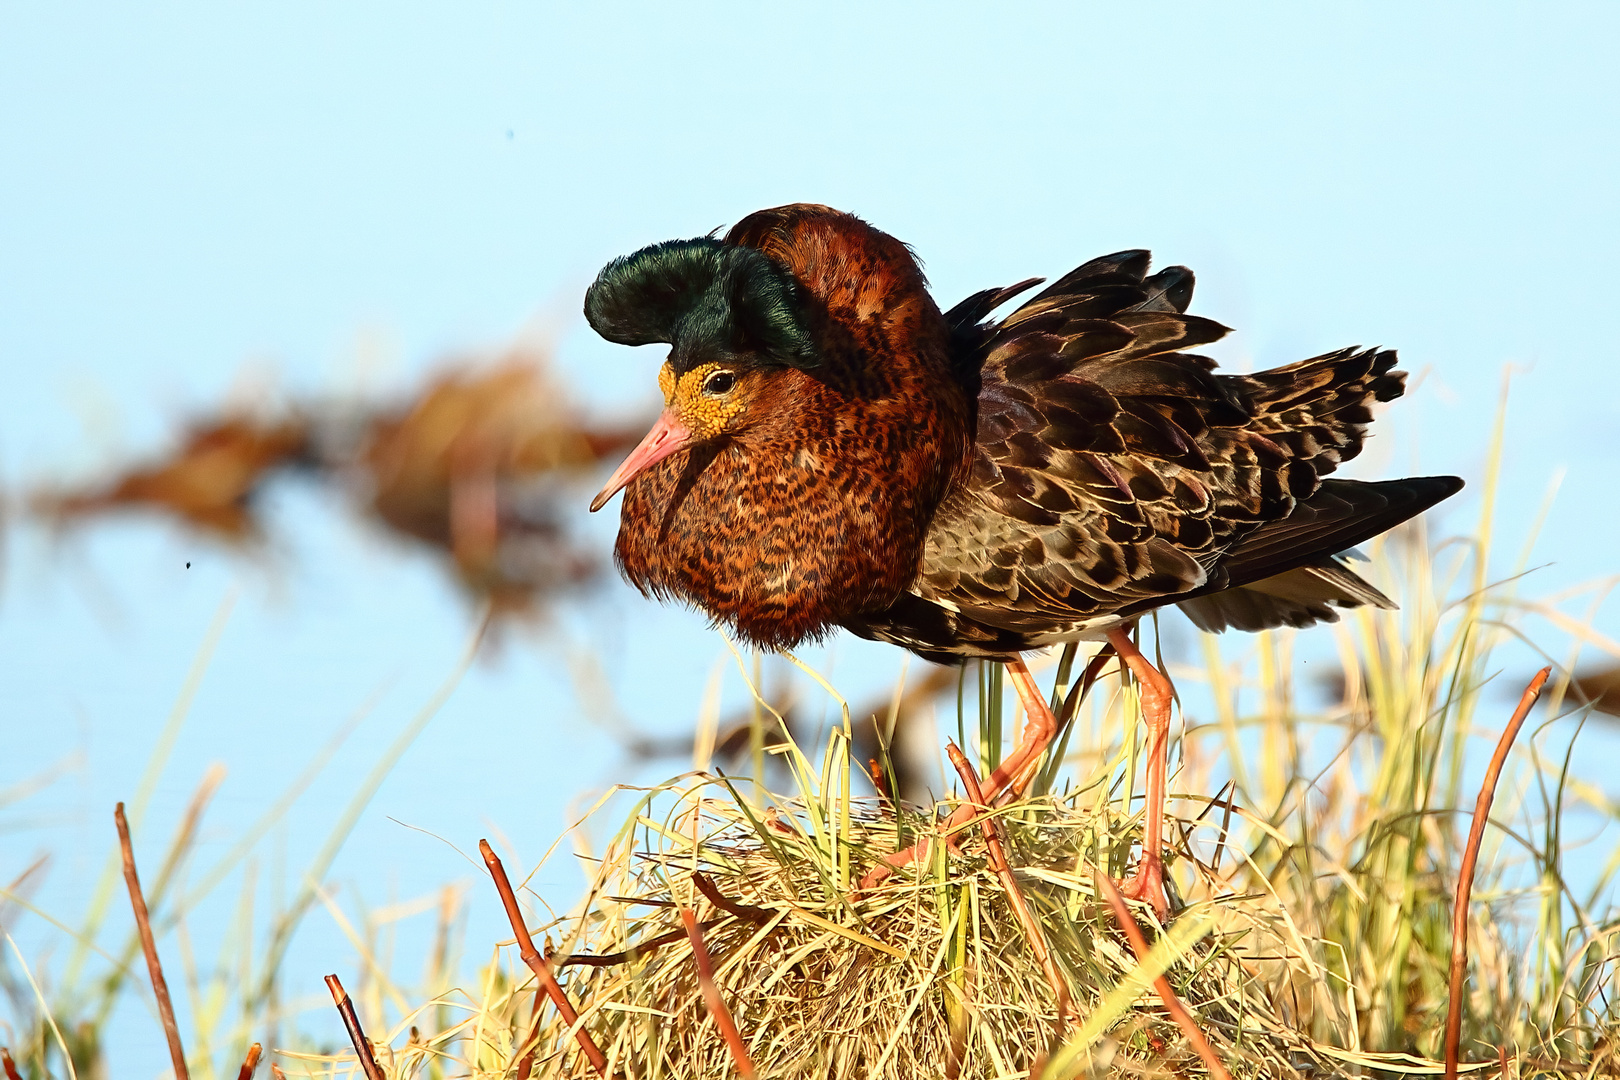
(30, 349, 646, 619)
(33, 415, 312, 541)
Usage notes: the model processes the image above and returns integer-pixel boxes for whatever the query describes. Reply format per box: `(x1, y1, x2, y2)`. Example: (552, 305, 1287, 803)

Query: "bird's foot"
(854, 849, 910, 893)
(856, 818, 968, 893)
(1118, 851, 1171, 922)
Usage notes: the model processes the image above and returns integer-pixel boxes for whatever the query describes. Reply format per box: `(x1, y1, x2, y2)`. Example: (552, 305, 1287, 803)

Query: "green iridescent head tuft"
(584, 238, 817, 373)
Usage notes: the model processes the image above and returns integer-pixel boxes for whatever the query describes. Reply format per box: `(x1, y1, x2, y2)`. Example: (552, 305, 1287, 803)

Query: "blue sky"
(3, 3, 1618, 1071)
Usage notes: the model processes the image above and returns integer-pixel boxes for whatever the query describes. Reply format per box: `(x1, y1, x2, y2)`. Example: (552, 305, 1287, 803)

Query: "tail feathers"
(1215, 476, 1463, 591)
(1165, 475, 1464, 633)
(1179, 556, 1394, 633)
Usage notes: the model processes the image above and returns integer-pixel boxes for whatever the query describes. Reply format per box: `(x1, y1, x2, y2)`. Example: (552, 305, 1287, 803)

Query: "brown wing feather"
(906, 251, 1450, 644)
(1171, 476, 1462, 632)
(1157, 476, 1464, 605)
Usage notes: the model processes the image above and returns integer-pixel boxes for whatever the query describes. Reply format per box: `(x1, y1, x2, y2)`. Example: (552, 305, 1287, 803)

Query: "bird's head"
(581, 205, 968, 645)
(583, 235, 824, 511)
(585, 205, 955, 517)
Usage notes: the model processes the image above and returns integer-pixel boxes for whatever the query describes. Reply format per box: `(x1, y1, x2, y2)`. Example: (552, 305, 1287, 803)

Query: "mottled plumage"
(586, 204, 1463, 911)
(588, 207, 1458, 659)
(845, 250, 1462, 661)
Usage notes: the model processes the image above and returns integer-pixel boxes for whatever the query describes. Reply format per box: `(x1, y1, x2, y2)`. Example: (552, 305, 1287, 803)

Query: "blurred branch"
(114, 803, 190, 1080)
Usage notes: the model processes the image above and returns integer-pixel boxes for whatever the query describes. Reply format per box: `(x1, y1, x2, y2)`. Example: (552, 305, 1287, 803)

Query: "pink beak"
(589, 410, 694, 513)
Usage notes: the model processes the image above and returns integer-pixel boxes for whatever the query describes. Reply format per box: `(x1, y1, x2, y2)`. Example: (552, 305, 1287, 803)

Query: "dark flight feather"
(1165, 476, 1464, 602)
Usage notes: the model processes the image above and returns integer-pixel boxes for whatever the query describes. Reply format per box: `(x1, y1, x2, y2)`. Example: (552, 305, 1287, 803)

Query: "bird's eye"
(702, 370, 736, 396)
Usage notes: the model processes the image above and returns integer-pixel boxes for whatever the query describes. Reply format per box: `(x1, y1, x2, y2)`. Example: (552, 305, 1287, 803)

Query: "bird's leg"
(996, 645, 1117, 807)
(979, 657, 1060, 801)
(1106, 626, 1175, 921)
(857, 656, 1057, 891)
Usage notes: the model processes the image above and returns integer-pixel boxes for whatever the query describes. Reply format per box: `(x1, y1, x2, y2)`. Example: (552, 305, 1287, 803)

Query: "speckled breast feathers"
(586, 205, 973, 649)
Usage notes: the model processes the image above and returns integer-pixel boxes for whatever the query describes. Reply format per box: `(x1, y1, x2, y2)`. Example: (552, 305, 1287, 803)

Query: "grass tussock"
(291, 470, 1620, 1077)
(448, 789, 1345, 1079)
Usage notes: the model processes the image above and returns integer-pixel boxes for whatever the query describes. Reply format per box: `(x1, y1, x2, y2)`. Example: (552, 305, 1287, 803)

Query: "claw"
(1119, 851, 1171, 922)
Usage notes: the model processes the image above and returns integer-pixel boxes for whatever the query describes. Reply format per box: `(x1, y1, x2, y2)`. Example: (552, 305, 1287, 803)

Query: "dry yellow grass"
(10, 405, 1620, 1079)
(283, 413, 1620, 1078)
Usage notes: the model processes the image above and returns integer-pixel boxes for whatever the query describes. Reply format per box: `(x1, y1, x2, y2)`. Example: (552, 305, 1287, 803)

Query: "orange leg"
(1106, 626, 1175, 920)
(857, 656, 1060, 891)
(995, 646, 1118, 808)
